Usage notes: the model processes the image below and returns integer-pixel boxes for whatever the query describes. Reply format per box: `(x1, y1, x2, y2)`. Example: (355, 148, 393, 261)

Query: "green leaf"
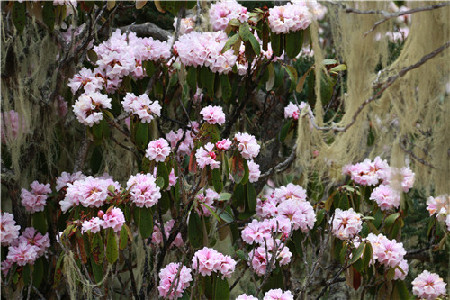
(232, 182, 245, 207)
(283, 65, 298, 92)
(134, 206, 153, 239)
(145, 60, 156, 78)
(91, 233, 104, 264)
(135, 122, 149, 150)
(270, 33, 283, 57)
(157, 162, 169, 190)
(236, 249, 247, 260)
(329, 64, 347, 73)
(222, 33, 240, 53)
(91, 257, 103, 284)
(220, 74, 232, 102)
(202, 123, 221, 144)
(322, 59, 338, 65)
(315, 209, 326, 228)
(12, 2, 26, 34)
(32, 211, 48, 234)
(230, 156, 248, 184)
(363, 242, 373, 269)
(219, 193, 232, 201)
(246, 183, 256, 213)
(349, 242, 365, 265)
(119, 225, 129, 250)
(90, 145, 103, 174)
(32, 257, 44, 288)
(395, 279, 411, 299)
(106, 229, 118, 264)
(212, 167, 223, 193)
(200, 67, 215, 97)
(338, 242, 347, 264)
(213, 277, 229, 300)
(238, 22, 252, 42)
(285, 30, 303, 59)
(248, 34, 261, 56)
(188, 211, 203, 249)
(42, 2, 56, 31)
(219, 211, 234, 223)
(156, 177, 165, 189)
(384, 213, 400, 228)
(186, 67, 197, 90)
(279, 119, 293, 142)
(22, 264, 31, 285)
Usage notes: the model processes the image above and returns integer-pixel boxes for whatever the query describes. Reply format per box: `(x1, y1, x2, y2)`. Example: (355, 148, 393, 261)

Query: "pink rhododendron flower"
(21, 181, 52, 213)
(158, 262, 193, 299)
(174, 17, 195, 35)
(247, 160, 261, 183)
(343, 157, 389, 186)
(81, 217, 104, 234)
(60, 176, 120, 212)
(195, 188, 220, 216)
(277, 199, 316, 232)
(393, 259, 409, 280)
(200, 105, 226, 125)
(6, 241, 38, 266)
(234, 132, 260, 160)
(67, 68, 103, 94)
(256, 192, 279, 219)
(195, 142, 220, 169)
(73, 92, 112, 126)
(364, 233, 407, 271)
(0, 212, 21, 246)
(412, 270, 446, 300)
(192, 247, 236, 278)
(236, 295, 258, 300)
(1, 259, 13, 276)
(331, 208, 363, 240)
(264, 289, 294, 300)
(56, 171, 86, 191)
(370, 185, 401, 211)
(18, 227, 50, 257)
(102, 207, 125, 232)
(146, 138, 171, 162)
(210, 0, 248, 31)
(126, 173, 161, 208)
(216, 139, 232, 151)
(268, 3, 312, 34)
(122, 93, 161, 123)
(273, 183, 307, 202)
(284, 102, 308, 120)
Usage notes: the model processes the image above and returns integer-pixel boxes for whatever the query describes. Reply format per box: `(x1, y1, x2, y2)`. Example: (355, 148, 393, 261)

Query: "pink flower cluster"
(264, 289, 294, 300)
(241, 217, 292, 245)
(0, 213, 21, 246)
(247, 160, 261, 183)
(236, 295, 258, 300)
(102, 207, 126, 232)
(3, 227, 50, 274)
(427, 194, 450, 231)
(146, 138, 171, 162)
(21, 181, 52, 213)
(248, 240, 292, 276)
(216, 139, 232, 151)
(195, 142, 220, 169)
(284, 102, 308, 120)
(342, 157, 390, 186)
(157, 262, 192, 299)
(192, 247, 237, 278)
(331, 208, 363, 240)
(369, 185, 401, 211)
(268, 3, 312, 34)
(166, 126, 197, 158)
(126, 173, 161, 208)
(412, 270, 447, 300)
(277, 199, 316, 232)
(56, 171, 86, 191)
(122, 93, 161, 123)
(195, 188, 220, 216)
(67, 68, 104, 95)
(73, 92, 112, 126)
(174, 31, 237, 74)
(200, 105, 226, 125)
(174, 17, 195, 36)
(234, 132, 260, 160)
(209, 0, 248, 31)
(291, 0, 328, 21)
(59, 176, 121, 213)
(152, 219, 184, 248)
(1, 110, 27, 144)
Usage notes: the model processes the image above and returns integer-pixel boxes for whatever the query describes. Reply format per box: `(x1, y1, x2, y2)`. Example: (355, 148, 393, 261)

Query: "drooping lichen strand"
(295, 2, 450, 195)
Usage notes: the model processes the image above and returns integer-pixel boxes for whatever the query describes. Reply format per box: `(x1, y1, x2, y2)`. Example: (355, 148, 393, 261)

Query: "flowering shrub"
(1, 1, 448, 300)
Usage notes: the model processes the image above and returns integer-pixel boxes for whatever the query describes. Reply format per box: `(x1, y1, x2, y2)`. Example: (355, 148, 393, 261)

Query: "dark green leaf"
(91, 257, 103, 284)
(349, 243, 365, 265)
(363, 242, 372, 269)
(186, 67, 197, 90)
(279, 119, 293, 142)
(135, 122, 149, 150)
(156, 177, 165, 189)
(145, 60, 156, 78)
(270, 33, 283, 57)
(200, 67, 215, 97)
(222, 34, 240, 53)
(134, 206, 153, 239)
(384, 213, 400, 228)
(238, 22, 252, 42)
(91, 233, 103, 264)
(212, 167, 223, 193)
(285, 30, 303, 59)
(283, 65, 298, 92)
(220, 74, 232, 102)
(219, 211, 234, 223)
(248, 34, 261, 56)
(213, 277, 229, 300)
(157, 162, 169, 189)
(22, 264, 31, 285)
(12, 2, 26, 34)
(42, 2, 56, 31)
(90, 145, 103, 174)
(32, 257, 44, 288)
(246, 183, 256, 213)
(106, 229, 118, 264)
(119, 225, 128, 250)
(32, 211, 48, 234)
(188, 211, 203, 249)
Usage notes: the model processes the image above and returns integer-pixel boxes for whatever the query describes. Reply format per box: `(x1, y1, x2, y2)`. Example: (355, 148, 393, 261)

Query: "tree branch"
(119, 23, 171, 41)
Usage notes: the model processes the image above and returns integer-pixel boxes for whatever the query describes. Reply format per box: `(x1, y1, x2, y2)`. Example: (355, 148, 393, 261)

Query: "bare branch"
(119, 23, 171, 41)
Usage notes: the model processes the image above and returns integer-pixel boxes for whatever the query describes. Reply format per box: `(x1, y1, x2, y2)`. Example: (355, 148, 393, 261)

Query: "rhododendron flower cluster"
(152, 219, 184, 248)
(412, 270, 446, 300)
(56, 171, 86, 191)
(264, 288, 294, 300)
(102, 207, 125, 232)
(236, 295, 258, 300)
(174, 31, 237, 74)
(216, 139, 232, 151)
(200, 105, 226, 125)
(146, 138, 171, 162)
(126, 173, 161, 208)
(291, 0, 328, 21)
(248, 239, 292, 276)
(277, 199, 316, 232)
(342, 157, 390, 187)
(67, 68, 104, 94)
(157, 262, 192, 299)
(73, 92, 112, 126)
(210, 0, 248, 31)
(3, 227, 49, 273)
(369, 185, 401, 211)
(234, 132, 260, 160)
(247, 160, 261, 183)
(195, 142, 220, 169)
(426, 194, 450, 231)
(268, 3, 312, 34)
(284, 102, 308, 120)
(331, 208, 363, 240)
(81, 217, 103, 234)
(122, 93, 162, 123)
(194, 188, 220, 216)
(174, 17, 195, 35)
(59, 176, 121, 212)
(21, 181, 52, 213)
(192, 247, 237, 278)
(241, 217, 292, 245)
(0, 213, 21, 246)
